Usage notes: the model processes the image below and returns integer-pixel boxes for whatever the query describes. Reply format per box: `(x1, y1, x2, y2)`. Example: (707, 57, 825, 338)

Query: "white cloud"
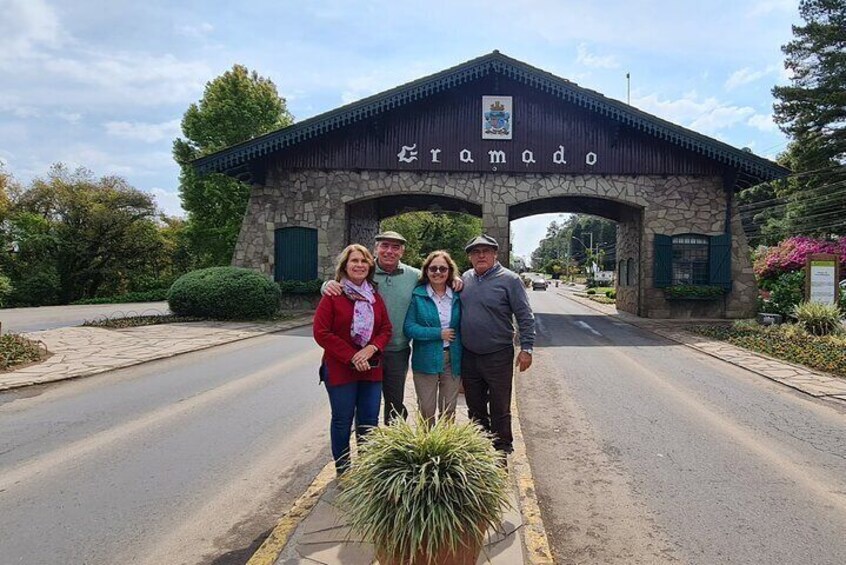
(105, 119, 181, 143)
(748, 113, 778, 132)
(0, 0, 64, 61)
(38, 52, 210, 107)
(175, 22, 214, 38)
(746, 0, 796, 17)
(150, 187, 184, 217)
(56, 111, 82, 124)
(576, 43, 619, 69)
(634, 91, 755, 134)
(725, 66, 776, 90)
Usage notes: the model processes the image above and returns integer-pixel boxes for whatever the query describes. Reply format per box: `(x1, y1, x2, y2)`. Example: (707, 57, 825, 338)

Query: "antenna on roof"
(626, 72, 631, 105)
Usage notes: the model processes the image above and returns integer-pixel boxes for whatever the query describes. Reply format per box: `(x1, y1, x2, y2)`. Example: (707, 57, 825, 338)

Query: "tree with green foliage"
(743, 0, 846, 243)
(173, 64, 293, 266)
(379, 212, 481, 273)
(13, 165, 163, 303)
(772, 0, 845, 172)
(530, 214, 616, 272)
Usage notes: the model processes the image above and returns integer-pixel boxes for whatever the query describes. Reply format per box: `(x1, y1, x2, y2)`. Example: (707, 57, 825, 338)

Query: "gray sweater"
(460, 263, 535, 354)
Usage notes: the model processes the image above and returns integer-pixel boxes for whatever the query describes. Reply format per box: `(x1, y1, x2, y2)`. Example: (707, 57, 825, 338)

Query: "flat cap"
(374, 230, 407, 244)
(464, 234, 499, 252)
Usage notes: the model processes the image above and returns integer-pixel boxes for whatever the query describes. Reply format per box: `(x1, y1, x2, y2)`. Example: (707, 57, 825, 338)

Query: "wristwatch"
(521, 349, 533, 355)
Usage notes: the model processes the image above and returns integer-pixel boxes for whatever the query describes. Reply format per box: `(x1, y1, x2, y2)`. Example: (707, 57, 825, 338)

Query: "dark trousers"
(325, 380, 382, 474)
(461, 346, 515, 453)
(381, 348, 410, 425)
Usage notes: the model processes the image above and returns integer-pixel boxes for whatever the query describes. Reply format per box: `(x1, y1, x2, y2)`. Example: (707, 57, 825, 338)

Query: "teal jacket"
(403, 285, 461, 376)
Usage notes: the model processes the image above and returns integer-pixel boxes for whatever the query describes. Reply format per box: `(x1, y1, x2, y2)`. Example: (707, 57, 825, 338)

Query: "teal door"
(275, 227, 318, 281)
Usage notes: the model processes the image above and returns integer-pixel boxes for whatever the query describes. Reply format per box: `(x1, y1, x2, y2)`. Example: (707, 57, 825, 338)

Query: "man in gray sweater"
(460, 234, 535, 457)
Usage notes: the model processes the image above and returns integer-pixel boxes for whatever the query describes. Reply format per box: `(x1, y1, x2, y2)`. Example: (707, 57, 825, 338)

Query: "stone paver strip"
(557, 289, 846, 403)
(0, 314, 314, 391)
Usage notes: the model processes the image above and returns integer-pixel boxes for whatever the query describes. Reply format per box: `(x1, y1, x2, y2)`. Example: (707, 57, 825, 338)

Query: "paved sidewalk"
(557, 288, 846, 403)
(0, 314, 314, 391)
(251, 369, 551, 565)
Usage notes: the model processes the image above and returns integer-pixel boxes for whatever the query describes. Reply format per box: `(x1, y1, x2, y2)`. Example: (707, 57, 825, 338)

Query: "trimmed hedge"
(167, 267, 281, 320)
(72, 289, 169, 305)
(278, 279, 323, 295)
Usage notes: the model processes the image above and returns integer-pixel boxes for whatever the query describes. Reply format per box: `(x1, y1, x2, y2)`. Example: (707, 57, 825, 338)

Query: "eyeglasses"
(427, 265, 450, 274)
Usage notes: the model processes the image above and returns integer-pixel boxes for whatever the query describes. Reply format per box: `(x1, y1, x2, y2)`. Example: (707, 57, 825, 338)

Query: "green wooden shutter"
(653, 234, 672, 288)
(275, 227, 318, 281)
(708, 233, 732, 290)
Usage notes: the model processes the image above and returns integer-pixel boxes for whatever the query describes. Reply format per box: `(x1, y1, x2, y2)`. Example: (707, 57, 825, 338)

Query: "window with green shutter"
(672, 235, 709, 285)
(708, 233, 732, 290)
(274, 227, 318, 282)
(653, 235, 672, 287)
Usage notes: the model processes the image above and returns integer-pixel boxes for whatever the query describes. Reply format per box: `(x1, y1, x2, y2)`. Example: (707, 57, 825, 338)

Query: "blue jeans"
(325, 380, 382, 474)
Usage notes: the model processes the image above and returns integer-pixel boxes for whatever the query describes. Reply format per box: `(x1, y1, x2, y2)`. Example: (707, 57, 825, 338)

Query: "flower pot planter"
(376, 531, 482, 565)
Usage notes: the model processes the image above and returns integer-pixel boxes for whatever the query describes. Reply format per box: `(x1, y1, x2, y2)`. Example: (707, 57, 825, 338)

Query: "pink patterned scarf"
(342, 279, 376, 347)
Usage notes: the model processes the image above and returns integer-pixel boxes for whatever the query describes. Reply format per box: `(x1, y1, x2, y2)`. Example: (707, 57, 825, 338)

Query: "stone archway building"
(195, 52, 787, 319)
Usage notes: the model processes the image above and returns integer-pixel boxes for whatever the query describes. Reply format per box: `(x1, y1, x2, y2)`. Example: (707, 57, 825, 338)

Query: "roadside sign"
(805, 253, 840, 306)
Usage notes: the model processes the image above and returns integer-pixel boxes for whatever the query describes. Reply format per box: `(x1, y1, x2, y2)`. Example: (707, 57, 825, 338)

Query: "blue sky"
(0, 0, 798, 260)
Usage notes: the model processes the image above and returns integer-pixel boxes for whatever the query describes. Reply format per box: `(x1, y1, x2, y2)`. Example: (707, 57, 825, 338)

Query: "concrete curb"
(511, 381, 555, 564)
(0, 316, 315, 392)
(247, 389, 554, 565)
(246, 462, 336, 565)
(557, 290, 846, 404)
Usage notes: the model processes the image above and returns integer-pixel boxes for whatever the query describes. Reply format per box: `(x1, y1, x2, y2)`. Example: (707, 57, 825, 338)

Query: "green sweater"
(374, 261, 421, 351)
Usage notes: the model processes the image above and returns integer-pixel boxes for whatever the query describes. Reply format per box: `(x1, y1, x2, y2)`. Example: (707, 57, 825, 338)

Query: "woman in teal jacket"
(403, 250, 462, 426)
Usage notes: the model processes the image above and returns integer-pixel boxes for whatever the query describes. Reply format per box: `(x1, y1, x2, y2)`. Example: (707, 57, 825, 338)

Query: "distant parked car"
(532, 277, 548, 291)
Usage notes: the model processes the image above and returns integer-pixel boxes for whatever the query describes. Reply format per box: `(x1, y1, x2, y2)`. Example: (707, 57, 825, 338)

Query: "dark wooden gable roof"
(194, 51, 788, 188)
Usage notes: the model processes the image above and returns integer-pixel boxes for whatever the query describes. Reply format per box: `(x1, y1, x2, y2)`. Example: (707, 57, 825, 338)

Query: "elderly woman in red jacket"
(313, 244, 392, 476)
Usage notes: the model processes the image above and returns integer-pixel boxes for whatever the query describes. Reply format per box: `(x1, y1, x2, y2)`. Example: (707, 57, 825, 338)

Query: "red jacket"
(313, 293, 392, 386)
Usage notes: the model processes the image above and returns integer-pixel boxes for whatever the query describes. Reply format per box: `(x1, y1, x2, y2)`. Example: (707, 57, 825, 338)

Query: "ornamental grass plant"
(793, 301, 844, 337)
(336, 417, 510, 565)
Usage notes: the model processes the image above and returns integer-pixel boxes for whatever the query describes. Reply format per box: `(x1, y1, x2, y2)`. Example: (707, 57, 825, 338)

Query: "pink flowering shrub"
(754, 236, 846, 282)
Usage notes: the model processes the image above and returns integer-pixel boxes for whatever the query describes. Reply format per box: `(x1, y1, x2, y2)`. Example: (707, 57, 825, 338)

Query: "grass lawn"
(688, 323, 846, 378)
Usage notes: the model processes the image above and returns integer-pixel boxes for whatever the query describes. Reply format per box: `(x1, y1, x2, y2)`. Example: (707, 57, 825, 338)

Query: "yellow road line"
(246, 461, 336, 565)
(513, 381, 555, 564)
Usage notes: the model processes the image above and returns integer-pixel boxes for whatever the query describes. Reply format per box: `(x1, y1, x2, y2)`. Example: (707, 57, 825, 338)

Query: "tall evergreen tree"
(173, 65, 293, 266)
(742, 0, 846, 243)
(772, 0, 846, 171)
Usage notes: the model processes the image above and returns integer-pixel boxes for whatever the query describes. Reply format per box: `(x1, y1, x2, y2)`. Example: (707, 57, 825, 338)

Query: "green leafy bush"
(337, 418, 509, 564)
(277, 279, 323, 295)
(167, 267, 281, 320)
(792, 301, 843, 337)
(0, 275, 13, 307)
(586, 288, 597, 295)
(10, 268, 61, 306)
(759, 270, 804, 317)
(664, 285, 725, 299)
(605, 289, 616, 299)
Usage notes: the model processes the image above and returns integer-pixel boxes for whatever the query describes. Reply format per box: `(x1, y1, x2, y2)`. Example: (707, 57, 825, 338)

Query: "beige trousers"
(413, 350, 461, 426)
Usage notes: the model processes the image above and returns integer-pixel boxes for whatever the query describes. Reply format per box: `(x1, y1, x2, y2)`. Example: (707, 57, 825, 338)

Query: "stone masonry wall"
(615, 211, 641, 315)
(234, 168, 756, 318)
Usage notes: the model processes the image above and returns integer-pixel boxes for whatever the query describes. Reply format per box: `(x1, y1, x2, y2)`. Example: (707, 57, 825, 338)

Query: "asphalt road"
(0, 325, 330, 565)
(518, 290, 846, 564)
(0, 301, 170, 333)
